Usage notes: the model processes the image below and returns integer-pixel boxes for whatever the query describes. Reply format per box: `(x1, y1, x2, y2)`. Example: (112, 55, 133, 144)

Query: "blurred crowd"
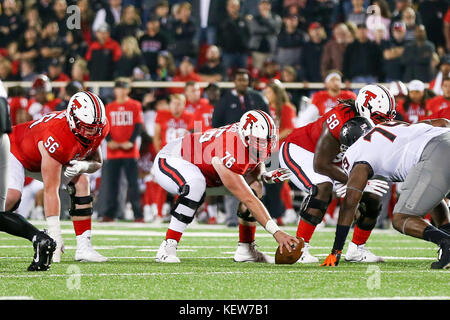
(3, 0, 450, 227)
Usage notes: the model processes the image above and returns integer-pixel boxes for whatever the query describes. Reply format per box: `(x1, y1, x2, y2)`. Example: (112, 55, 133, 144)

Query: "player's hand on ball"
(262, 168, 293, 184)
(273, 231, 300, 255)
(320, 249, 342, 267)
(275, 237, 304, 264)
(63, 160, 89, 178)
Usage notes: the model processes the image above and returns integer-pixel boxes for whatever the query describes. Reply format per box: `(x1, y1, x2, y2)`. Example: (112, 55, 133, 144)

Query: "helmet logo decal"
(363, 90, 377, 107)
(72, 98, 83, 110)
(242, 113, 258, 130)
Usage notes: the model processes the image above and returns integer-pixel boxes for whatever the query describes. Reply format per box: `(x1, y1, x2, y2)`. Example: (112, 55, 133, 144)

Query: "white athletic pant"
(0, 134, 10, 211)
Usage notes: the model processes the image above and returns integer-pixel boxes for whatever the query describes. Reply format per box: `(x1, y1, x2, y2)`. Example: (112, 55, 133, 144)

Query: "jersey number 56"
(44, 136, 60, 154)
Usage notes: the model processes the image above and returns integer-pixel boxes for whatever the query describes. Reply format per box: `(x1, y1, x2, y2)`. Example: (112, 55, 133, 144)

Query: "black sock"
(423, 225, 450, 246)
(333, 225, 351, 252)
(438, 223, 450, 235)
(0, 211, 40, 242)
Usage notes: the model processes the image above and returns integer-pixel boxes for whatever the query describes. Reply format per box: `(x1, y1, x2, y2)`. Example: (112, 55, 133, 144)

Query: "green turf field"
(0, 221, 448, 300)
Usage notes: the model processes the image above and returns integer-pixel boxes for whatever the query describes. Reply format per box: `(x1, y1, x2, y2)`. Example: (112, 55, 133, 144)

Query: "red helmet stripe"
(84, 91, 102, 123)
(255, 110, 274, 137)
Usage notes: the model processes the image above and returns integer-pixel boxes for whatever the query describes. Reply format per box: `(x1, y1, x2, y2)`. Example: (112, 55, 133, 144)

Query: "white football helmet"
(238, 110, 277, 161)
(355, 84, 396, 124)
(66, 91, 106, 145)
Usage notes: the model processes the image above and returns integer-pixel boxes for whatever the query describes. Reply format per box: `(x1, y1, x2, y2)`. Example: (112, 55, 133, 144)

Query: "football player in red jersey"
(153, 110, 297, 263)
(0, 79, 57, 272)
(280, 84, 394, 264)
(6, 91, 110, 264)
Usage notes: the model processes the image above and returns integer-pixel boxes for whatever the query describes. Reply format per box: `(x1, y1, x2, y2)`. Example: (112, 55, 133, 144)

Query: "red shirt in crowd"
(396, 100, 427, 123)
(192, 102, 214, 132)
(269, 104, 296, 144)
(425, 96, 450, 116)
(27, 97, 63, 120)
(170, 72, 203, 94)
(105, 98, 144, 159)
(155, 109, 193, 148)
(185, 98, 209, 114)
(8, 96, 28, 125)
(85, 37, 122, 63)
(311, 90, 356, 116)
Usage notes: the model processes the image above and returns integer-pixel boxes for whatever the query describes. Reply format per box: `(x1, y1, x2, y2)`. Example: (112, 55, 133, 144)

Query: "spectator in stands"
(112, 4, 142, 43)
(402, 24, 436, 83)
(198, 45, 226, 82)
(7, 85, 28, 125)
(320, 23, 351, 80)
(280, 65, 302, 108)
(53, 0, 68, 38)
(275, 13, 307, 70)
(19, 59, 37, 82)
(310, 70, 356, 117)
(203, 82, 221, 107)
(184, 81, 209, 114)
(425, 76, 450, 116)
(0, 57, 13, 81)
(151, 0, 171, 33)
(300, 22, 326, 83)
(155, 50, 176, 81)
(93, 0, 122, 32)
(115, 36, 147, 79)
(77, 0, 95, 45)
(365, 0, 392, 41)
(71, 58, 89, 83)
(345, 0, 367, 26)
(170, 58, 202, 94)
(396, 79, 434, 123)
(139, 15, 169, 77)
(39, 20, 65, 73)
(248, 0, 282, 70)
(211, 68, 269, 227)
(444, 7, 450, 52)
(47, 58, 70, 83)
(23, 5, 42, 33)
(85, 23, 122, 81)
(26, 74, 62, 120)
(218, 0, 250, 71)
(99, 78, 144, 222)
(63, 30, 88, 76)
(16, 27, 40, 65)
(429, 54, 450, 96)
(342, 23, 383, 86)
(382, 21, 407, 82)
(0, 0, 25, 46)
(168, 2, 198, 65)
(417, 0, 447, 52)
(401, 6, 419, 41)
(254, 58, 281, 90)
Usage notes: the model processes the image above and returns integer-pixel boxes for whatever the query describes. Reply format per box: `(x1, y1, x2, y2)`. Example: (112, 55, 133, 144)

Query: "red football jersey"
(425, 96, 450, 116)
(9, 111, 109, 172)
(285, 104, 356, 152)
(311, 90, 356, 115)
(106, 98, 144, 159)
(155, 110, 193, 147)
(191, 102, 214, 132)
(396, 100, 427, 123)
(181, 123, 260, 187)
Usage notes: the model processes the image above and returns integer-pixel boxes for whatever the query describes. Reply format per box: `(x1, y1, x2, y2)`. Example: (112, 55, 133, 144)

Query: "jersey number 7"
(363, 127, 396, 142)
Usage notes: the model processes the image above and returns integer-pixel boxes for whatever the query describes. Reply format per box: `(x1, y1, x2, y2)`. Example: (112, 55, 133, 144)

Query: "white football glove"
(336, 179, 389, 198)
(261, 168, 293, 184)
(63, 160, 90, 179)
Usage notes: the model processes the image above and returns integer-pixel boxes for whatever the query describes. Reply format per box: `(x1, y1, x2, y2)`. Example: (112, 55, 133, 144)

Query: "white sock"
(207, 204, 217, 218)
(46, 215, 61, 239)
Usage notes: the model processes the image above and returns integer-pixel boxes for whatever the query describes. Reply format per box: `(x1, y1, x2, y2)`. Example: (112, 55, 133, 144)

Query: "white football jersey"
(342, 121, 450, 182)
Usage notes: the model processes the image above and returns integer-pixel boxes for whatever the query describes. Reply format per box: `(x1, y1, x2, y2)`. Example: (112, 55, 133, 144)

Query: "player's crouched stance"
(6, 91, 109, 265)
(322, 117, 450, 269)
(152, 110, 298, 263)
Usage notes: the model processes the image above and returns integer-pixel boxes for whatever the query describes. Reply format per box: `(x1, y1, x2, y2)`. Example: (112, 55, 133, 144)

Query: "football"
(275, 237, 305, 264)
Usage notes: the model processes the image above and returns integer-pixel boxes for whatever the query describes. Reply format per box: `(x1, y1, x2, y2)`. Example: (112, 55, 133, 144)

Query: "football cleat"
(431, 239, 450, 269)
(282, 209, 298, 225)
(297, 242, 319, 263)
(344, 241, 385, 263)
(27, 231, 57, 272)
(75, 231, 108, 262)
(233, 242, 275, 263)
(155, 239, 181, 263)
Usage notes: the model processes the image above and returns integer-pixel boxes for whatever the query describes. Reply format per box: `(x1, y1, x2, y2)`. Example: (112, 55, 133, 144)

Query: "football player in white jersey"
(322, 116, 450, 269)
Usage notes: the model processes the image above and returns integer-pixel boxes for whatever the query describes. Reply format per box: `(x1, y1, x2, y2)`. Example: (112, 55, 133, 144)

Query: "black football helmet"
(339, 117, 373, 153)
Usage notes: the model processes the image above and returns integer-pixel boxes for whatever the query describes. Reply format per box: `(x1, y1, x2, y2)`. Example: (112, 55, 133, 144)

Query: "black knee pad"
(171, 184, 205, 224)
(67, 182, 93, 217)
(299, 185, 331, 226)
(237, 209, 256, 222)
(356, 195, 382, 230)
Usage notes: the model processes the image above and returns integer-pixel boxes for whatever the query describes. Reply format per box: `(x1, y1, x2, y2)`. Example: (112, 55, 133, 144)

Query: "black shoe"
(431, 239, 450, 269)
(27, 231, 57, 272)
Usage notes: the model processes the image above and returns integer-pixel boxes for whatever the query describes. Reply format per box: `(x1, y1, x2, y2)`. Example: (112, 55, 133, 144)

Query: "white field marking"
(0, 296, 34, 300)
(0, 269, 447, 280)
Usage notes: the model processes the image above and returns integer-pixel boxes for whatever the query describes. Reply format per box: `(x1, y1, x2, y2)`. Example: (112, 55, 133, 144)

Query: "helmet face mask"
(66, 91, 106, 145)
